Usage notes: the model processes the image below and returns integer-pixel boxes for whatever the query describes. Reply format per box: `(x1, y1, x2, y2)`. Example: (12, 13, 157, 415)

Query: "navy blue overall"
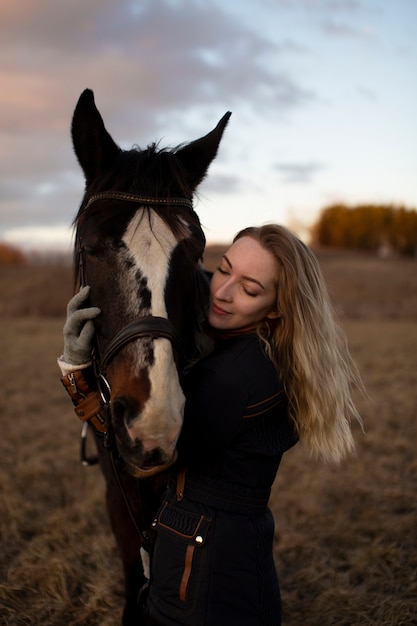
(147, 333, 298, 626)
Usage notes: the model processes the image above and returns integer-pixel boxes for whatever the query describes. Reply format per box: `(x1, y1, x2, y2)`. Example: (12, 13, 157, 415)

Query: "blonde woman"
(146, 225, 362, 626)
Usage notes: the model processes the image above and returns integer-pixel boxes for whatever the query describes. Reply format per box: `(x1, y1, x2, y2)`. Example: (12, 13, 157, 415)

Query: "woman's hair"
(234, 224, 363, 464)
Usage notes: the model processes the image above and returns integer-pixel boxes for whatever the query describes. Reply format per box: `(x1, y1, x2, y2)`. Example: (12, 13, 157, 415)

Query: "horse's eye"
(84, 246, 100, 257)
(84, 242, 106, 261)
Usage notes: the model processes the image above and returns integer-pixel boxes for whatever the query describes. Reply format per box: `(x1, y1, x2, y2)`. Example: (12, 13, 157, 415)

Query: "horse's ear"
(71, 89, 121, 185)
(176, 112, 232, 188)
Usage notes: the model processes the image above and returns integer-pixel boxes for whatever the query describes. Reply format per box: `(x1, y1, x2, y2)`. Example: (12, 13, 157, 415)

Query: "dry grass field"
(0, 247, 416, 625)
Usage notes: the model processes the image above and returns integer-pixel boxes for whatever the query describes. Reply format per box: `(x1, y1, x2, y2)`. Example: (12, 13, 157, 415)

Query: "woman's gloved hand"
(63, 286, 101, 365)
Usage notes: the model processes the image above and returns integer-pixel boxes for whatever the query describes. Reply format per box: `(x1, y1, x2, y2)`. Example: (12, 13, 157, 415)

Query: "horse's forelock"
(79, 144, 194, 206)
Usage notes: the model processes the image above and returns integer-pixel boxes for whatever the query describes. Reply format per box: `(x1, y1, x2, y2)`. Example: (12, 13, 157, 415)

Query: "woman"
(59, 224, 362, 626)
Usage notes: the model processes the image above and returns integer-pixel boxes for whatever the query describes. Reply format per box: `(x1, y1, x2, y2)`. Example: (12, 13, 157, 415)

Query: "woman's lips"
(211, 302, 230, 315)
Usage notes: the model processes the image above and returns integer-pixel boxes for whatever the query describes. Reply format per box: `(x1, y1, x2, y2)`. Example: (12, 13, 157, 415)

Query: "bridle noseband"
(100, 317, 182, 373)
(78, 191, 196, 402)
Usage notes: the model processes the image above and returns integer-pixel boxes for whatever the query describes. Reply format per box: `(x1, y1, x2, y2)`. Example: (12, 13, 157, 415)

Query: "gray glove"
(63, 286, 101, 365)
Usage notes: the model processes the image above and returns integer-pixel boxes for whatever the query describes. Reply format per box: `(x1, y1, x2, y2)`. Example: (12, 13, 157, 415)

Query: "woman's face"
(208, 236, 280, 330)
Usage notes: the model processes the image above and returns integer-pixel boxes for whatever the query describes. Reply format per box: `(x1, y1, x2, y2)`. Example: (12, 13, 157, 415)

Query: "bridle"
(76, 191, 203, 549)
(77, 191, 196, 407)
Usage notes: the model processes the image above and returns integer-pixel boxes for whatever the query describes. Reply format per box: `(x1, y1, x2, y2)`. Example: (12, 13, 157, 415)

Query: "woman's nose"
(215, 279, 233, 302)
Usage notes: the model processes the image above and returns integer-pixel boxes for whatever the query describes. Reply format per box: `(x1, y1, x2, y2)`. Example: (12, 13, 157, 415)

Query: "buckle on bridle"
(97, 373, 111, 406)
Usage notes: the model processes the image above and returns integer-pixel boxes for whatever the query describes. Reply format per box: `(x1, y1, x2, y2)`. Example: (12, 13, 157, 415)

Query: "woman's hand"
(63, 286, 101, 365)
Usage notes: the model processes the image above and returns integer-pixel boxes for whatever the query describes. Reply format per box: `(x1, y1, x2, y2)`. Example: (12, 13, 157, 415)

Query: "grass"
(0, 249, 416, 625)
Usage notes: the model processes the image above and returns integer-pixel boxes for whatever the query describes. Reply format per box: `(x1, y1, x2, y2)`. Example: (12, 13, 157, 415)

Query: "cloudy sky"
(1, 0, 415, 251)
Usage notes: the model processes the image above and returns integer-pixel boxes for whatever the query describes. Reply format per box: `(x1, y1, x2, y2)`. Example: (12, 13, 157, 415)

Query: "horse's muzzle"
(129, 449, 178, 478)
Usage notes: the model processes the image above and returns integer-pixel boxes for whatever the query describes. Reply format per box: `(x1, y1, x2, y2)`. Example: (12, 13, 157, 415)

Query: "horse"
(70, 89, 231, 625)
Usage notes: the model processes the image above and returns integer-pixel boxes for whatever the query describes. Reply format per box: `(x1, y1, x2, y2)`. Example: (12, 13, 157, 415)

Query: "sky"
(0, 0, 416, 252)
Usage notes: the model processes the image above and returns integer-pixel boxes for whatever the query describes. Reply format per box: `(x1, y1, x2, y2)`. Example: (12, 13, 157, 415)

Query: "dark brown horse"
(71, 89, 230, 625)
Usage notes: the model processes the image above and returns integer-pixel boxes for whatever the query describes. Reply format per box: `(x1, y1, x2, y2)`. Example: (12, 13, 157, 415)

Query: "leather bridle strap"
(84, 191, 193, 211)
(101, 316, 182, 372)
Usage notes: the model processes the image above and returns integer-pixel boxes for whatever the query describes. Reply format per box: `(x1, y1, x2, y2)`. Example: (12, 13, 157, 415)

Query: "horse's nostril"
(142, 448, 164, 468)
(112, 397, 138, 429)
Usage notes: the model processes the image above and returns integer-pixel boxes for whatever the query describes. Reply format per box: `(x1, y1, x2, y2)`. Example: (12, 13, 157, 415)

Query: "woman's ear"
(266, 308, 281, 320)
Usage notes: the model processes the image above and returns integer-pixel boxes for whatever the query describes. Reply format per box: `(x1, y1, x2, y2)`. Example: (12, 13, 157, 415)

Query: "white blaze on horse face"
(121, 209, 187, 451)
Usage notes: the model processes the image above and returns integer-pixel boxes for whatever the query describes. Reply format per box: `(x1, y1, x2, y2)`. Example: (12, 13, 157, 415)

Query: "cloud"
(0, 0, 317, 244)
(0, 0, 311, 135)
(274, 162, 325, 184)
(199, 174, 243, 196)
(322, 20, 373, 38)
(357, 85, 378, 101)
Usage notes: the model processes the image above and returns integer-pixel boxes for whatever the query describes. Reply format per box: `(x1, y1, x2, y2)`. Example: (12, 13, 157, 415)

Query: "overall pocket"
(151, 500, 212, 617)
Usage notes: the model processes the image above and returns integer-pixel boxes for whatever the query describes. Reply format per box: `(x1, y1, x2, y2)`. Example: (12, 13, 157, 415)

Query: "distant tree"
(0, 242, 27, 265)
(311, 204, 417, 256)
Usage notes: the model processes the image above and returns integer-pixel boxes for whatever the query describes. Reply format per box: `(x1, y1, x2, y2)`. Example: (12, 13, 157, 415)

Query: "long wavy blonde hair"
(234, 225, 363, 464)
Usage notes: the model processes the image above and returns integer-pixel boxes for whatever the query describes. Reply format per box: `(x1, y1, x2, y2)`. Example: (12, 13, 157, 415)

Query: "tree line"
(1, 203, 417, 264)
(311, 204, 417, 256)
(0, 242, 26, 265)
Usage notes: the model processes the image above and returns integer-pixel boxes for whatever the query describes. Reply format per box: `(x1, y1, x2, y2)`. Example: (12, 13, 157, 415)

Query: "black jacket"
(148, 333, 297, 626)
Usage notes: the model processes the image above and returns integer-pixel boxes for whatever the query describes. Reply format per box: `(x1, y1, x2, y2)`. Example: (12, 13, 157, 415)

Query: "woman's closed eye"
(216, 266, 258, 297)
(242, 286, 258, 297)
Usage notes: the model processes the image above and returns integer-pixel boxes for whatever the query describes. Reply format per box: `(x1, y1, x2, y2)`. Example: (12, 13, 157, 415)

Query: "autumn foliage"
(0, 242, 26, 265)
(312, 204, 417, 256)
